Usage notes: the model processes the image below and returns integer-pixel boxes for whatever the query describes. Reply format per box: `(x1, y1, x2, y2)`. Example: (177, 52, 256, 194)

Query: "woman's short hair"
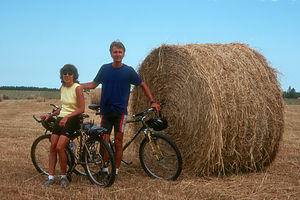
(60, 64, 79, 85)
(109, 41, 126, 53)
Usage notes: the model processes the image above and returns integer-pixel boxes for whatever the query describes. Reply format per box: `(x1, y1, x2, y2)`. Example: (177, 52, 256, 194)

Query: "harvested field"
(0, 99, 299, 199)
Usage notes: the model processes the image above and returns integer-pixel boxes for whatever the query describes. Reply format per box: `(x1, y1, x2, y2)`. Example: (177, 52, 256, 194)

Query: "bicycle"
(31, 104, 116, 187)
(89, 103, 183, 180)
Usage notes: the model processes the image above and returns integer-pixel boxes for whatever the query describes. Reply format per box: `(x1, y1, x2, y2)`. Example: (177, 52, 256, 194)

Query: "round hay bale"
(37, 97, 46, 102)
(28, 94, 35, 100)
(90, 88, 101, 105)
(129, 43, 284, 176)
(0, 94, 4, 102)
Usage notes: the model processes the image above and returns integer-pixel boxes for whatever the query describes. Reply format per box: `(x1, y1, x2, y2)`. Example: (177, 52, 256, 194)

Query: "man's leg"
(113, 113, 127, 173)
(114, 131, 124, 169)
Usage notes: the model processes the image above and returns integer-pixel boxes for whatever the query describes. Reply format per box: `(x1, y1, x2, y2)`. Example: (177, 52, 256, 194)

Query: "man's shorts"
(100, 111, 127, 134)
(52, 116, 80, 139)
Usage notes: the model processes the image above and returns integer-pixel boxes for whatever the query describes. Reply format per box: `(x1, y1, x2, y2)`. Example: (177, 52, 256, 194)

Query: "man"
(81, 41, 161, 176)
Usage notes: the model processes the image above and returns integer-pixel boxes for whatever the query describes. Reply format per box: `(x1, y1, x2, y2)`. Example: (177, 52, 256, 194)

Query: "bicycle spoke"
(84, 137, 116, 187)
(139, 134, 182, 180)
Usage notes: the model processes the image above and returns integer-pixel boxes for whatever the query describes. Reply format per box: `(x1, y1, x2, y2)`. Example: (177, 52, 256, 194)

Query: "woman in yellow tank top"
(41, 64, 85, 187)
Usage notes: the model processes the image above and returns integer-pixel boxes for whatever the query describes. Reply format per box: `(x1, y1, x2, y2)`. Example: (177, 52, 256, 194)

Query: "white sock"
(116, 168, 119, 174)
(102, 167, 109, 173)
(60, 175, 67, 179)
(48, 175, 54, 180)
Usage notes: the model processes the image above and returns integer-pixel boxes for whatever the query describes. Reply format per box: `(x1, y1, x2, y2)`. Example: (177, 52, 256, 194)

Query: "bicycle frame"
(122, 118, 146, 151)
(112, 111, 162, 165)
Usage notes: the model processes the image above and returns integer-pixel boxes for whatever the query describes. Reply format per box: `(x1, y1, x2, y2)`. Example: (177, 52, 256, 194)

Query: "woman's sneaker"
(43, 178, 55, 187)
(60, 177, 69, 188)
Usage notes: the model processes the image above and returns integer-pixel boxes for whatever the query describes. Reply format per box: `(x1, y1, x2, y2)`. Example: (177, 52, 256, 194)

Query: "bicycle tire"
(30, 134, 74, 176)
(139, 133, 182, 180)
(83, 136, 116, 187)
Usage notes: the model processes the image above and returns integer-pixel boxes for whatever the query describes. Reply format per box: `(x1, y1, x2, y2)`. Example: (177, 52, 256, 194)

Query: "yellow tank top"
(59, 83, 80, 117)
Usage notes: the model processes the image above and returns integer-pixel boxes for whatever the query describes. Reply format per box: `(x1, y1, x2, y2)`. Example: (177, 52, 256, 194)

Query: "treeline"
(0, 86, 59, 91)
(283, 86, 300, 98)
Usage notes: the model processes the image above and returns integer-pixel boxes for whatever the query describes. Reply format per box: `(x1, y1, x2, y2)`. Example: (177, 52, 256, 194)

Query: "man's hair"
(109, 41, 126, 53)
(60, 64, 79, 85)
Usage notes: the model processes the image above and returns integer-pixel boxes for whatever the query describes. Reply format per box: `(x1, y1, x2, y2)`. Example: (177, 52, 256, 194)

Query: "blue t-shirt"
(93, 63, 142, 114)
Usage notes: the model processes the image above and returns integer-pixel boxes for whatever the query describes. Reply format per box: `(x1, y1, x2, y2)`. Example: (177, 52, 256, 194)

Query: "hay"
(27, 94, 35, 99)
(90, 88, 101, 105)
(129, 43, 284, 176)
(36, 97, 45, 102)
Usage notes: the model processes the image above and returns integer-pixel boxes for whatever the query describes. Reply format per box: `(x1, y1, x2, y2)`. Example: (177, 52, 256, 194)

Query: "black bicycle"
(31, 104, 116, 187)
(88, 104, 183, 180)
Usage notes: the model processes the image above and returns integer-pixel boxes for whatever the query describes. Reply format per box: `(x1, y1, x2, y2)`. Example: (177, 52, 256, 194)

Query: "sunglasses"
(63, 72, 73, 76)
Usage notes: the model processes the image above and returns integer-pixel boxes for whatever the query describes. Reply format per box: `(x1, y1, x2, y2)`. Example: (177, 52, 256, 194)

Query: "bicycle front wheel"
(31, 134, 74, 176)
(31, 134, 51, 175)
(139, 133, 182, 180)
(83, 136, 116, 187)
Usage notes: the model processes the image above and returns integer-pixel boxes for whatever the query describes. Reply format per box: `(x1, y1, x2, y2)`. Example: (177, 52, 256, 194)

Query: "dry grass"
(0, 99, 299, 199)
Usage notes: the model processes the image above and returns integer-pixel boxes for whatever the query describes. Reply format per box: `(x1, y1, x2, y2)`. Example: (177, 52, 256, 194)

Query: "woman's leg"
(49, 134, 60, 176)
(56, 135, 70, 175)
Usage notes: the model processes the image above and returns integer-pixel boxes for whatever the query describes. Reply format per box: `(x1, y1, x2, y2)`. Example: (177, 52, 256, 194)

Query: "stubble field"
(0, 99, 299, 199)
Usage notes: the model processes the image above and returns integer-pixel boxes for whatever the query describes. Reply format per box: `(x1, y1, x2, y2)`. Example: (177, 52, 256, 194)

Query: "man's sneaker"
(60, 177, 69, 188)
(43, 178, 55, 187)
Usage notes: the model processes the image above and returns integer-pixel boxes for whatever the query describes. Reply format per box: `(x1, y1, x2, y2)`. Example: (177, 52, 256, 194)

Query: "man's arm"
(139, 81, 161, 112)
(80, 81, 99, 90)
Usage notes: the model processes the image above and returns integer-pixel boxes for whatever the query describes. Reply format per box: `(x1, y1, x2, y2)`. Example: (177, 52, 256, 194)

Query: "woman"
(41, 64, 85, 187)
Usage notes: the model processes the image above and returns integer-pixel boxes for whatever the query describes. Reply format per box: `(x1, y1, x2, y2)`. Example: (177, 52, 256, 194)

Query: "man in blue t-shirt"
(81, 41, 161, 176)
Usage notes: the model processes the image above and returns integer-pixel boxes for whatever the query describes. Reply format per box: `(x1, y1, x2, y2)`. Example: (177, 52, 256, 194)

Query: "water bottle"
(69, 140, 76, 151)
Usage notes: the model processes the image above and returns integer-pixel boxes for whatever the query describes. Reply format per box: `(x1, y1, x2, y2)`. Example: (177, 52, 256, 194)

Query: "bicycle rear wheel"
(83, 136, 116, 187)
(31, 134, 74, 176)
(139, 133, 182, 180)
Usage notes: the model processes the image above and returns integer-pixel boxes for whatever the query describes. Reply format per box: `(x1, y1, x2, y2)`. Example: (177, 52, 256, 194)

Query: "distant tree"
(0, 86, 58, 91)
(283, 86, 297, 98)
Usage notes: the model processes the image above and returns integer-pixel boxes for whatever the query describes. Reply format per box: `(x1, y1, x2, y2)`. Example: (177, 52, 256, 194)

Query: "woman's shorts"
(52, 116, 80, 139)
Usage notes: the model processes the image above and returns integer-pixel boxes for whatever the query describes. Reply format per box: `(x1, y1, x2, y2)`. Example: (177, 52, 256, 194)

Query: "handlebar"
(50, 104, 60, 110)
(33, 115, 44, 123)
(133, 107, 155, 118)
(33, 104, 61, 123)
(132, 102, 164, 118)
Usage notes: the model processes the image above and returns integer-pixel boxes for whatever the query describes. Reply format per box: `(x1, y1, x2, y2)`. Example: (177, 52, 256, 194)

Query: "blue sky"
(0, 0, 299, 91)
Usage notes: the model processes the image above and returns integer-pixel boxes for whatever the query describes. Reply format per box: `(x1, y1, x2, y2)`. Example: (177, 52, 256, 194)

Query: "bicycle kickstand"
(121, 159, 132, 165)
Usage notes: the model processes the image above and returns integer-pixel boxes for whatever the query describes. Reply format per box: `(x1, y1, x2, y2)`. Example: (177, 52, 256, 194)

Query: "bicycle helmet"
(41, 116, 57, 131)
(145, 117, 168, 131)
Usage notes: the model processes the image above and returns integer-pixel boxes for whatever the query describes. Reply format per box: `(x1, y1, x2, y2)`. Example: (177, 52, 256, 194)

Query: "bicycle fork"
(144, 129, 164, 161)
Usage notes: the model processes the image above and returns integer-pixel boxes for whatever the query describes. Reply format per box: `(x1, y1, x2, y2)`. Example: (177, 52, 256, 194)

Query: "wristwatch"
(151, 100, 156, 104)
